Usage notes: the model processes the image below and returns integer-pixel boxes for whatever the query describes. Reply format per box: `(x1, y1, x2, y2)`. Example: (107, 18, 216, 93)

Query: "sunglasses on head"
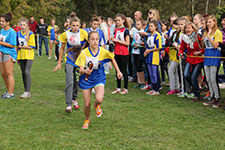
(148, 12, 153, 15)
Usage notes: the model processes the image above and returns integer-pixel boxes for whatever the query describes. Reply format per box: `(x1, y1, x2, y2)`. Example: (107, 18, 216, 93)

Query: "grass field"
(1, 50, 225, 150)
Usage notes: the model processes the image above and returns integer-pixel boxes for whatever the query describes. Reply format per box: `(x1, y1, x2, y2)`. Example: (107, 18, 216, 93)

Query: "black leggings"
(19, 60, 33, 92)
(115, 55, 129, 89)
(133, 54, 144, 72)
(160, 59, 169, 82)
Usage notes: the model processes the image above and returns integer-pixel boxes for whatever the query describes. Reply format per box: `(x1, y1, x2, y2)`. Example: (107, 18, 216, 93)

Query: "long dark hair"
(115, 14, 130, 29)
(66, 45, 82, 61)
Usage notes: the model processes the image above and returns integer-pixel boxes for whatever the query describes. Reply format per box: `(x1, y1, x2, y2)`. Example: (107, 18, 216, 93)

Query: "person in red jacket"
(28, 16, 38, 49)
(179, 22, 204, 101)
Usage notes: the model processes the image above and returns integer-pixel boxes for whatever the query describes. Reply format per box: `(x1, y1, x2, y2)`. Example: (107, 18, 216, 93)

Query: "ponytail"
(115, 14, 130, 29)
(66, 45, 82, 60)
(1, 12, 12, 22)
(81, 41, 89, 50)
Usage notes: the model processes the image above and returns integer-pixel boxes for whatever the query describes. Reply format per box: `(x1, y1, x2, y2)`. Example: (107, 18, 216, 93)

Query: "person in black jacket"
(37, 17, 48, 56)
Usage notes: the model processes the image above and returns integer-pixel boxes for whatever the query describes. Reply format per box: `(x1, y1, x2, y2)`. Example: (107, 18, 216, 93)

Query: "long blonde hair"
(205, 15, 218, 36)
(18, 18, 30, 41)
(147, 9, 159, 23)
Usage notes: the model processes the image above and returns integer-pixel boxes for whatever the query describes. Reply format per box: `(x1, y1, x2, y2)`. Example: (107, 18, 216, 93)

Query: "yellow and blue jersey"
(85, 28, 106, 46)
(145, 32, 162, 65)
(204, 29, 223, 66)
(47, 25, 58, 40)
(17, 30, 35, 60)
(75, 46, 114, 89)
(59, 29, 88, 66)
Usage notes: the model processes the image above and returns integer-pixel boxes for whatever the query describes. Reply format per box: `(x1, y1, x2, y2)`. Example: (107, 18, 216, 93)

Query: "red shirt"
(114, 27, 129, 55)
(179, 35, 204, 65)
(28, 21, 38, 34)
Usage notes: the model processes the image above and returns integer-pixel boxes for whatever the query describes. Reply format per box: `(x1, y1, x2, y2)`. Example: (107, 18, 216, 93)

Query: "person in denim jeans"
(179, 22, 204, 101)
(36, 18, 48, 56)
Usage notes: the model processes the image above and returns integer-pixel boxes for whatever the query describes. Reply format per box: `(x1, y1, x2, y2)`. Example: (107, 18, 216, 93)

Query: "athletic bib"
(147, 35, 155, 48)
(84, 51, 99, 70)
(204, 37, 215, 49)
(134, 32, 142, 44)
(0, 31, 10, 42)
(115, 30, 125, 41)
(66, 31, 81, 46)
(18, 37, 28, 46)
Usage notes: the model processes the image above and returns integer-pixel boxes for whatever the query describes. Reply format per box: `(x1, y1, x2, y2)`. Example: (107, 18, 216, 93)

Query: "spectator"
(36, 18, 48, 56)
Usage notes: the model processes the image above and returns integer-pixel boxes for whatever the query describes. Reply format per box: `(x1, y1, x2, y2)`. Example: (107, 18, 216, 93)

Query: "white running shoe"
(65, 106, 72, 113)
(20, 92, 31, 98)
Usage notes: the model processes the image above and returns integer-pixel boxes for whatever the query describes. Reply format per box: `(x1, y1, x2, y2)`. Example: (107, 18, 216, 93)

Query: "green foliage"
(0, 0, 224, 32)
(216, 5, 225, 27)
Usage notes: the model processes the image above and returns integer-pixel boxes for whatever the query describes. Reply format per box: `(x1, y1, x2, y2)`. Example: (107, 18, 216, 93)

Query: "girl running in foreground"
(75, 31, 122, 129)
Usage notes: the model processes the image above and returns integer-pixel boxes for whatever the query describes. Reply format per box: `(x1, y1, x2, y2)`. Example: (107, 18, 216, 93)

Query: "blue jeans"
(147, 64, 161, 92)
(39, 35, 49, 56)
(184, 62, 203, 97)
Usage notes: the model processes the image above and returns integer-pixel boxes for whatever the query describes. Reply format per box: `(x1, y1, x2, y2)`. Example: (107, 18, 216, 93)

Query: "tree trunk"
(206, 0, 209, 14)
(219, 0, 221, 7)
(192, 0, 195, 17)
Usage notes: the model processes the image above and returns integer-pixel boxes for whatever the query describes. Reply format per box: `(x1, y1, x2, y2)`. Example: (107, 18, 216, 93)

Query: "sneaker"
(95, 104, 102, 117)
(177, 92, 183, 96)
(186, 93, 195, 99)
(112, 88, 121, 94)
(150, 91, 160, 95)
(120, 89, 128, 94)
(133, 83, 141, 88)
(20, 92, 31, 98)
(203, 91, 210, 100)
(2, 92, 14, 99)
(48, 57, 51, 59)
(178, 93, 186, 98)
(72, 100, 79, 110)
(140, 84, 146, 89)
(167, 90, 177, 95)
(203, 99, 215, 106)
(141, 84, 151, 90)
(65, 106, 72, 113)
(2, 91, 8, 98)
(91, 88, 95, 93)
(212, 100, 220, 108)
(175, 90, 180, 93)
(146, 90, 154, 95)
(82, 120, 90, 129)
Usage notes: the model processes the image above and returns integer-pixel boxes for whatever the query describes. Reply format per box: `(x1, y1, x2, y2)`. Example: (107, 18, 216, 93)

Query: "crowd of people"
(0, 9, 225, 129)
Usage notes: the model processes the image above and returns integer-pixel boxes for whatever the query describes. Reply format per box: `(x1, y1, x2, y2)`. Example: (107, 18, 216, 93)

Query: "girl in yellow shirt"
(17, 18, 35, 98)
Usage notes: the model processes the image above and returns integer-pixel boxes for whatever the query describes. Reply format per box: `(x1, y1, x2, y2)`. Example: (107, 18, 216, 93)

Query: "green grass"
(1, 50, 225, 150)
